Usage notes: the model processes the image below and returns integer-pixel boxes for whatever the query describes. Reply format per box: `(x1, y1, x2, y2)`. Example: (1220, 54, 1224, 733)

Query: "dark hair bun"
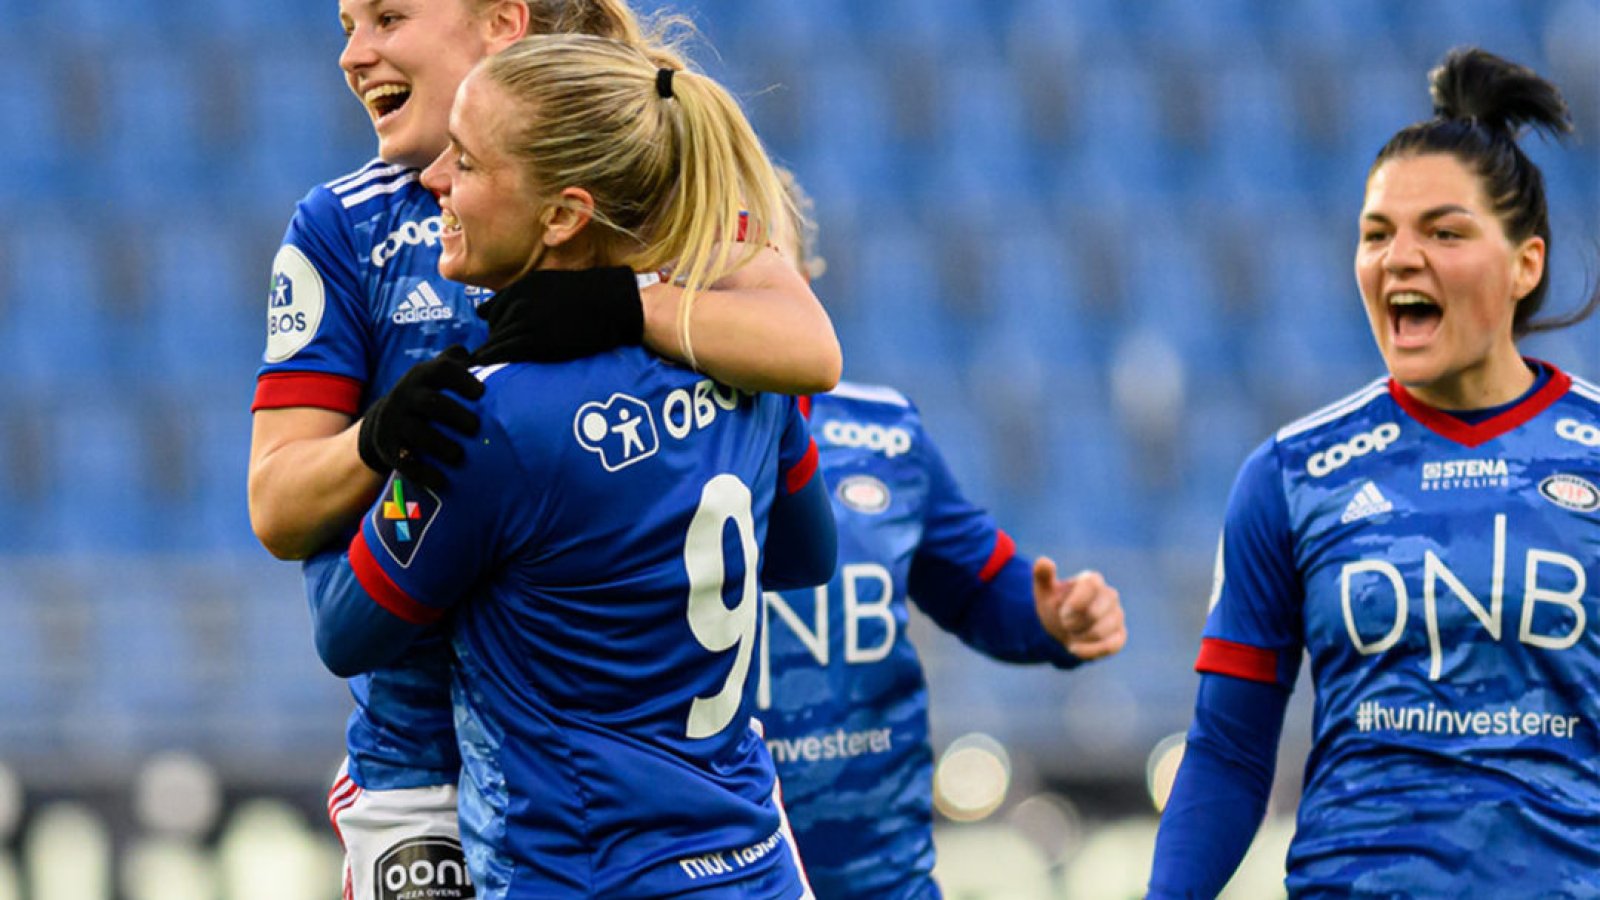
(1429, 46, 1573, 139)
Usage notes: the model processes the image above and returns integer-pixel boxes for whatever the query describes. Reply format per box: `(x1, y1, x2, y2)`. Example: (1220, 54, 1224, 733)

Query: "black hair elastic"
(656, 68, 675, 99)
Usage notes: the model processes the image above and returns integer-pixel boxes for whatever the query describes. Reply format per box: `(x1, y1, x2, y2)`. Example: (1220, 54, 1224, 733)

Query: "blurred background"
(0, 0, 1595, 896)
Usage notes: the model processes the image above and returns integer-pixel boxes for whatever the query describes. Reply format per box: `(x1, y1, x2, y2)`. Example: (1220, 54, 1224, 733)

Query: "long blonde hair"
(479, 33, 787, 368)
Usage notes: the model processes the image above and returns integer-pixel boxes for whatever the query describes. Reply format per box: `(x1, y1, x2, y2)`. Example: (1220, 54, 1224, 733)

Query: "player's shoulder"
(812, 380, 917, 424)
(1558, 368, 1600, 420)
(1273, 376, 1397, 448)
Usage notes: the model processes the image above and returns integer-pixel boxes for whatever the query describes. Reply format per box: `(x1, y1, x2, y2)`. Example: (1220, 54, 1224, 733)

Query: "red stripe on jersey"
(349, 530, 446, 626)
(252, 372, 364, 415)
(784, 439, 820, 495)
(977, 531, 1016, 583)
(1389, 361, 1570, 448)
(736, 210, 749, 242)
(797, 395, 813, 420)
(1195, 637, 1279, 684)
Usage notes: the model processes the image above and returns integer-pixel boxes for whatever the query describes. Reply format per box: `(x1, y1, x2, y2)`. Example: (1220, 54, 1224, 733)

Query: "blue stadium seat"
(96, 48, 212, 208)
(2, 224, 119, 393)
(847, 219, 959, 377)
(0, 44, 67, 202)
(1120, 215, 1228, 365)
(790, 56, 906, 210)
(37, 397, 158, 553)
(1193, 56, 1308, 208)
(927, 58, 1033, 190)
(1388, 0, 1539, 61)
(233, 46, 372, 213)
(80, 574, 207, 738)
(140, 222, 263, 386)
(1064, 60, 1175, 203)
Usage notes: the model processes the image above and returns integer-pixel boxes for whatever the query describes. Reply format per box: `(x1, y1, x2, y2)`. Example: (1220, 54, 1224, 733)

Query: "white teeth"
(363, 84, 410, 104)
(1388, 291, 1438, 308)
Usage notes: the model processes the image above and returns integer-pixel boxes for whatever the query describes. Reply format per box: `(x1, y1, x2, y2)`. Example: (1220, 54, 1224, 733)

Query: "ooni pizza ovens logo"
(376, 837, 474, 900)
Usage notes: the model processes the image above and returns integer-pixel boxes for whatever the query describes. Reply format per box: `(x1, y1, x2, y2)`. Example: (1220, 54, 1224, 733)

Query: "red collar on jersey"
(1389, 359, 1571, 448)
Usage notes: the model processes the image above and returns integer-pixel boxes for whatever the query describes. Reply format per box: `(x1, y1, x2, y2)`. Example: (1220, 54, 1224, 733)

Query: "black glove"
(472, 267, 645, 366)
(357, 345, 486, 491)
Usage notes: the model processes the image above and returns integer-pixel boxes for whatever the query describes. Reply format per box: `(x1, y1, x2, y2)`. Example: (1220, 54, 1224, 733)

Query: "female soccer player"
(247, 2, 839, 897)
(305, 35, 836, 898)
(761, 169, 1128, 899)
(1149, 47, 1600, 897)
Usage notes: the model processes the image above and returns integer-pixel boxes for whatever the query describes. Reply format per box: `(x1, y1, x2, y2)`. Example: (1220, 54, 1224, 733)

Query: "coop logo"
(375, 837, 473, 900)
(1539, 474, 1600, 513)
(372, 216, 445, 268)
(1306, 422, 1400, 477)
(821, 420, 913, 458)
(264, 244, 324, 362)
(574, 392, 659, 472)
(1556, 418, 1600, 448)
(1421, 458, 1509, 491)
(392, 281, 454, 324)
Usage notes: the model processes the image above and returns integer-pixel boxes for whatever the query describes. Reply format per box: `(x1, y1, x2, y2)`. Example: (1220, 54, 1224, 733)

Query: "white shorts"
(327, 758, 473, 900)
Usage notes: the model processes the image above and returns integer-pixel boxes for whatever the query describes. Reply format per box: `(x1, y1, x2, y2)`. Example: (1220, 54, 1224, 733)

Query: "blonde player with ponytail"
(307, 33, 839, 898)
(252, 3, 837, 898)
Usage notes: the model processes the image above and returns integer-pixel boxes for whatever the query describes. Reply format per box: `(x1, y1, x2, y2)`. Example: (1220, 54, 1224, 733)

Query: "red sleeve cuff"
(976, 530, 1016, 583)
(253, 372, 364, 415)
(348, 530, 446, 626)
(784, 439, 820, 495)
(1195, 637, 1279, 685)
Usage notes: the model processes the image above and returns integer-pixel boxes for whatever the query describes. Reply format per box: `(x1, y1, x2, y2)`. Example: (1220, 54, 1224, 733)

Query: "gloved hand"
(472, 267, 645, 365)
(357, 345, 485, 491)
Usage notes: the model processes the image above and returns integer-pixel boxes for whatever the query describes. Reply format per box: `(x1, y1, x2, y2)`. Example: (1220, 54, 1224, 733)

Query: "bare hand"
(1033, 558, 1127, 661)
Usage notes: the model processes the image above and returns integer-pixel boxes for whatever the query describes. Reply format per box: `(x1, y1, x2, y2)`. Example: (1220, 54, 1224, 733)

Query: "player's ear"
(542, 187, 595, 249)
(480, 0, 531, 52)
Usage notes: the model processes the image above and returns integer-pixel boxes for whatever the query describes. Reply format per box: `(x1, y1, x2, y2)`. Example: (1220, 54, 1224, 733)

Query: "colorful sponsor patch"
(837, 474, 890, 514)
(1538, 474, 1600, 512)
(374, 476, 440, 567)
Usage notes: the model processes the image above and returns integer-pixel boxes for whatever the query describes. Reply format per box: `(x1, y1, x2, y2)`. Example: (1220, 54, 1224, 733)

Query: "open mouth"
(364, 83, 412, 123)
(1388, 291, 1443, 345)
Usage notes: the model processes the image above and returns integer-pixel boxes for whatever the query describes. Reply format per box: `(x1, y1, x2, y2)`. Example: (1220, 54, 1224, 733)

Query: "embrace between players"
(245, 0, 1597, 897)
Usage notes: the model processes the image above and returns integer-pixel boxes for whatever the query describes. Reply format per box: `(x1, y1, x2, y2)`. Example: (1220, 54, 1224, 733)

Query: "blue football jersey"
(759, 383, 1071, 900)
(254, 160, 490, 790)
(346, 350, 822, 899)
(1199, 364, 1600, 894)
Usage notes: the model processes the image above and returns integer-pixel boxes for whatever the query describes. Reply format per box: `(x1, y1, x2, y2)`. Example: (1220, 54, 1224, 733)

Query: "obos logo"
(821, 420, 912, 458)
(372, 216, 445, 268)
(264, 244, 324, 362)
(1306, 422, 1400, 478)
(1556, 418, 1600, 448)
(1539, 474, 1600, 513)
(574, 393, 659, 471)
(375, 837, 473, 900)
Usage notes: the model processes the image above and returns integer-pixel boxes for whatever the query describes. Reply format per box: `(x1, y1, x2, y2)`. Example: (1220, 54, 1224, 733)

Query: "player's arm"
(1149, 439, 1302, 896)
(306, 404, 519, 677)
(250, 350, 484, 560)
(905, 424, 1118, 666)
(761, 401, 836, 589)
(642, 245, 841, 394)
(1148, 674, 1288, 899)
(249, 406, 380, 560)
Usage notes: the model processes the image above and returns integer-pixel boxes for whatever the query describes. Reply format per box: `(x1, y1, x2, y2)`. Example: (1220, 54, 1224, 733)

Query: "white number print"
(684, 474, 761, 740)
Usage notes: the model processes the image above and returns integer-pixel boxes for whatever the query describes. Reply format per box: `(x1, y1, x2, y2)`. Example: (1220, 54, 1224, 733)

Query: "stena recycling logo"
(1306, 423, 1400, 478)
(375, 837, 474, 900)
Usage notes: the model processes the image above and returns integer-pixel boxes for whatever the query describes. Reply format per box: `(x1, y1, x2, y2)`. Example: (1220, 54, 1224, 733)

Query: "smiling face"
(418, 71, 549, 289)
(1355, 153, 1545, 410)
(337, 0, 500, 169)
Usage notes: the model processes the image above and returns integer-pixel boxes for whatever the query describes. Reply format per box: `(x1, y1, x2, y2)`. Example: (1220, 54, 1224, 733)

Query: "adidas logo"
(1341, 480, 1393, 524)
(392, 281, 454, 324)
